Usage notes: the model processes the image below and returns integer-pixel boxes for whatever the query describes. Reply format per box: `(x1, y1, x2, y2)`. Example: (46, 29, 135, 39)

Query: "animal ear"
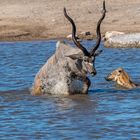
(118, 70, 122, 73)
(118, 67, 123, 73)
(65, 51, 83, 60)
(65, 53, 83, 60)
(94, 50, 103, 56)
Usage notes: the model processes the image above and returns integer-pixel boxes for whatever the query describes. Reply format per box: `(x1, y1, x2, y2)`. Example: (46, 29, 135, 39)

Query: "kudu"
(31, 1, 106, 95)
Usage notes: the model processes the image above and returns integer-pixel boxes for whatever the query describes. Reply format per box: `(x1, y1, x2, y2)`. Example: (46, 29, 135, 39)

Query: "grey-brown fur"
(31, 41, 94, 95)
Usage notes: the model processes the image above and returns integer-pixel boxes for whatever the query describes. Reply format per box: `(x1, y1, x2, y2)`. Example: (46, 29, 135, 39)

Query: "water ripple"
(0, 40, 140, 139)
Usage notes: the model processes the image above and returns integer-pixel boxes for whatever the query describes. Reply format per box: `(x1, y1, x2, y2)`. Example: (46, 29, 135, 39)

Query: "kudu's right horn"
(90, 0, 106, 56)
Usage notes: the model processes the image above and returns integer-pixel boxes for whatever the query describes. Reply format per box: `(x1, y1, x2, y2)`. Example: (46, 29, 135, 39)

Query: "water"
(0, 40, 140, 140)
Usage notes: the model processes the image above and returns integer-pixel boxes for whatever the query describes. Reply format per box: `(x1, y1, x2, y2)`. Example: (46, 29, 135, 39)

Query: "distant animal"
(103, 31, 124, 41)
(105, 67, 137, 89)
(103, 31, 140, 48)
(31, 1, 106, 95)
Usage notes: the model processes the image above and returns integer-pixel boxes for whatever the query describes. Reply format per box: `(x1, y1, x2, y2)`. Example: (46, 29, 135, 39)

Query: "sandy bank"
(0, 0, 140, 41)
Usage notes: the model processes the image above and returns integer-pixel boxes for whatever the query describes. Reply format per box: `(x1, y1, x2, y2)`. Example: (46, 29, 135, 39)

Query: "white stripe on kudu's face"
(82, 56, 96, 76)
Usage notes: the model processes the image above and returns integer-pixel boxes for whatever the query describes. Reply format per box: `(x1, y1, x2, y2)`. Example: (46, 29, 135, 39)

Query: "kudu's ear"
(94, 50, 103, 56)
(65, 50, 83, 60)
(65, 53, 83, 60)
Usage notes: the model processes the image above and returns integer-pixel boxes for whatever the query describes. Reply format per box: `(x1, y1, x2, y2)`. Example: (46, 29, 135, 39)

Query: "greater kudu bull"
(31, 1, 106, 95)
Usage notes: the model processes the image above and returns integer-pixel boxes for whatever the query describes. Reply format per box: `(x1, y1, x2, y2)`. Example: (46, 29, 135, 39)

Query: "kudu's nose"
(91, 70, 97, 76)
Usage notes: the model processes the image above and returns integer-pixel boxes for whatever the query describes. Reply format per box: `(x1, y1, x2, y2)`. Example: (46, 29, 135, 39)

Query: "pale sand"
(0, 0, 140, 41)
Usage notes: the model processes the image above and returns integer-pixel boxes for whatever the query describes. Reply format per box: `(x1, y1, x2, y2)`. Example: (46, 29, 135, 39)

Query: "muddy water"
(0, 40, 140, 139)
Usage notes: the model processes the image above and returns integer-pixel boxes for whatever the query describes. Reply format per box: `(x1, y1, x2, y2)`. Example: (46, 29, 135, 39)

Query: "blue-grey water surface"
(0, 40, 140, 140)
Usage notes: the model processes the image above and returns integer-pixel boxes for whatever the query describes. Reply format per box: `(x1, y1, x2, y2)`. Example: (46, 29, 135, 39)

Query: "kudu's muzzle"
(88, 68, 97, 76)
(90, 68, 97, 76)
(84, 62, 97, 76)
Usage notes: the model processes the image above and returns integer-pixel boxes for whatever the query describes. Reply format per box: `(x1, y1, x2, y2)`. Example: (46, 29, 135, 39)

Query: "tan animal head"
(103, 31, 125, 41)
(105, 67, 136, 89)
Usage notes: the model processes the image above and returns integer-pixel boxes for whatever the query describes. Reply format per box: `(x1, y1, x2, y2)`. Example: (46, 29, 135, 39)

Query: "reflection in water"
(0, 40, 140, 139)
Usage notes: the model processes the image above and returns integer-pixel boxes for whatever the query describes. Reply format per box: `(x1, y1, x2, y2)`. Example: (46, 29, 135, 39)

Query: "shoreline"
(0, 0, 140, 42)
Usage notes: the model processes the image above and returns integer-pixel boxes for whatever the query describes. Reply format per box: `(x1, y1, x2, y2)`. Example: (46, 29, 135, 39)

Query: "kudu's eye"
(84, 59, 89, 63)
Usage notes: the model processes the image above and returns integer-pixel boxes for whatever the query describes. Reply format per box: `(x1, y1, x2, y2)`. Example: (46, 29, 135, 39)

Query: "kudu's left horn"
(64, 7, 90, 56)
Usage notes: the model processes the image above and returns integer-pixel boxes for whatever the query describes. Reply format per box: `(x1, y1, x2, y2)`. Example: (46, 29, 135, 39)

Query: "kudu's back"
(31, 41, 85, 95)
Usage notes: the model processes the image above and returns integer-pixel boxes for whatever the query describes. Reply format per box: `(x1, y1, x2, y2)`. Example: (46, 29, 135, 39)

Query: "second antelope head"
(64, 0, 106, 76)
